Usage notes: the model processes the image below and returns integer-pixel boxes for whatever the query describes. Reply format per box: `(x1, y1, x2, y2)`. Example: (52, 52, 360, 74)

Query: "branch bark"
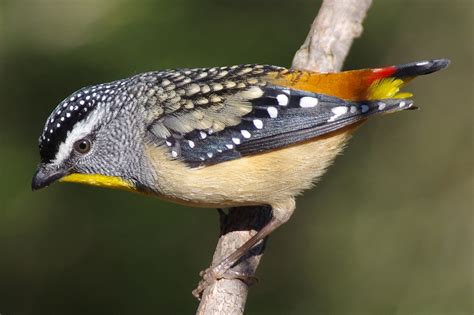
(196, 1, 372, 314)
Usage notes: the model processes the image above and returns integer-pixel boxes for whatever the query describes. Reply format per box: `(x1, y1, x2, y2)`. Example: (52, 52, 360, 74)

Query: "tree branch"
(292, 0, 372, 73)
(196, 1, 372, 314)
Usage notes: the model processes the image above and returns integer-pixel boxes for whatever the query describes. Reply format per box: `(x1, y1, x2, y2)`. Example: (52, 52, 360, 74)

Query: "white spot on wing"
(241, 130, 251, 138)
(253, 119, 263, 129)
(276, 94, 289, 106)
(361, 105, 369, 113)
(377, 101, 386, 110)
(232, 137, 241, 144)
(332, 106, 348, 115)
(328, 106, 348, 122)
(267, 106, 278, 118)
(300, 96, 319, 108)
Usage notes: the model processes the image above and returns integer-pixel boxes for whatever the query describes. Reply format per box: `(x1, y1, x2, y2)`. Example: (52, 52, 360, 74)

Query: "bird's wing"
(143, 65, 414, 167)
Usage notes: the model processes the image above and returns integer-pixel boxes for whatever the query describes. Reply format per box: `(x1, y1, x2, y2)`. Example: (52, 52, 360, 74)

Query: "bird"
(32, 59, 449, 296)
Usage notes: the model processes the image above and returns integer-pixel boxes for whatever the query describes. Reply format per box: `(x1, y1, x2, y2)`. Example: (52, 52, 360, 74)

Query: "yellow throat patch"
(59, 173, 136, 192)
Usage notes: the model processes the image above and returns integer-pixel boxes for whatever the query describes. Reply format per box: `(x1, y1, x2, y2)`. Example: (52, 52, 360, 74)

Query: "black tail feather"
(394, 59, 450, 78)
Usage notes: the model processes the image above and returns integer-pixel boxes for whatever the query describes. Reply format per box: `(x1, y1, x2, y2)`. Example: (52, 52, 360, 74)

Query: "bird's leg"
(216, 208, 228, 235)
(193, 199, 295, 299)
(193, 219, 278, 298)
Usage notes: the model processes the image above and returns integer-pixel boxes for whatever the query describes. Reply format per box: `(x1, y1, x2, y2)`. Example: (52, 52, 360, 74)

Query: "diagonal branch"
(292, 0, 372, 73)
(196, 1, 372, 314)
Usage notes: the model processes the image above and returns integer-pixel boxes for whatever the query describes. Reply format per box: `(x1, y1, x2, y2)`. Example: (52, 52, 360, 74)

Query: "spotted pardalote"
(32, 59, 449, 295)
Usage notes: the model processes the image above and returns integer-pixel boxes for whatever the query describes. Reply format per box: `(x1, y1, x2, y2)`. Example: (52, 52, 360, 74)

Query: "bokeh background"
(1, 0, 472, 314)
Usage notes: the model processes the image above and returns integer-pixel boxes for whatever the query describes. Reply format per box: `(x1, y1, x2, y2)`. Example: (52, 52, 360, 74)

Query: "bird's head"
(32, 78, 151, 193)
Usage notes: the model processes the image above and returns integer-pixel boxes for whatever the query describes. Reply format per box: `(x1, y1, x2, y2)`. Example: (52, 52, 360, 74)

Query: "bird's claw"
(192, 267, 258, 299)
(193, 267, 218, 299)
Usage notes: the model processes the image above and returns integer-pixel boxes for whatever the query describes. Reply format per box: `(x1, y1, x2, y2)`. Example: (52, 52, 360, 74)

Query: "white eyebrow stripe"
(52, 110, 102, 166)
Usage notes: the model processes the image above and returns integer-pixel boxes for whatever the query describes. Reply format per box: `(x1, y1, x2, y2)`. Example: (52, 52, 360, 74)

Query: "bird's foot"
(192, 265, 258, 299)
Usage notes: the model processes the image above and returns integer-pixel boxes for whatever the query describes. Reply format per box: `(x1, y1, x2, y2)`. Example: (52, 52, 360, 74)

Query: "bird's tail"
(365, 59, 450, 101)
(273, 59, 450, 102)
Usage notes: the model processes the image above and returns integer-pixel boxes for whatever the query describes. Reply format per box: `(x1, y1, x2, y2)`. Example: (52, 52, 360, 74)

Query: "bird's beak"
(31, 164, 68, 190)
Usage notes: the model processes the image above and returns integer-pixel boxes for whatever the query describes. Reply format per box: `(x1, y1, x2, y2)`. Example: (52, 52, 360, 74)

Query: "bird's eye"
(73, 139, 91, 154)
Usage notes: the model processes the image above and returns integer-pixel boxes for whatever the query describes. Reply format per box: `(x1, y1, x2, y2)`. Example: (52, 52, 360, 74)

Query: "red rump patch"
(368, 66, 396, 83)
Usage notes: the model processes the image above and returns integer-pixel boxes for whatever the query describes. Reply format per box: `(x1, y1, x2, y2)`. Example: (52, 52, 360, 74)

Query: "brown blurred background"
(0, 0, 472, 314)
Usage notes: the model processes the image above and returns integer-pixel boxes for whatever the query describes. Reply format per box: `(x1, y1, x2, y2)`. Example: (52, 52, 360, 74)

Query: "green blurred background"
(1, 0, 472, 314)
